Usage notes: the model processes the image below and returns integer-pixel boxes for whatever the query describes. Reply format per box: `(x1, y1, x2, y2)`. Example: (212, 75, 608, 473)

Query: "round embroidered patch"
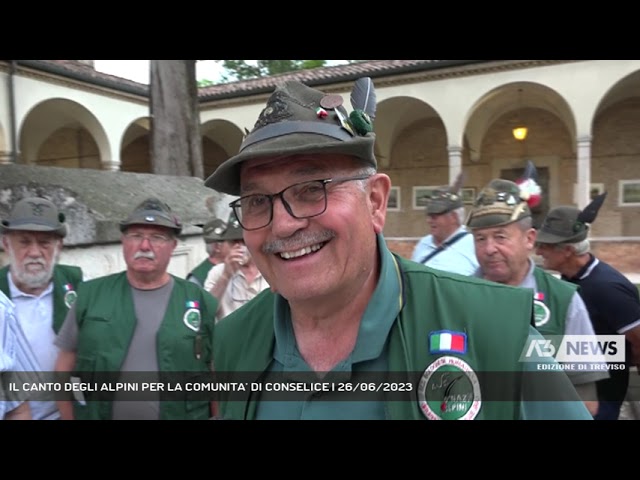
(533, 299, 551, 327)
(183, 308, 201, 332)
(64, 290, 78, 309)
(417, 355, 482, 420)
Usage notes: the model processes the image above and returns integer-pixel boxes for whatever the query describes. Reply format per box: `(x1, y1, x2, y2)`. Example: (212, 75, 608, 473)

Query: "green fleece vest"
(72, 272, 217, 420)
(0, 264, 82, 334)
(186, 259, 214, 286)
(213, 255, 533, 420)
(531, 267, 576, 339)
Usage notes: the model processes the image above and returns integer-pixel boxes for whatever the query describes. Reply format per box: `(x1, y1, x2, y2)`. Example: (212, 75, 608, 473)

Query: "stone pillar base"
(101, 160, 121, 171)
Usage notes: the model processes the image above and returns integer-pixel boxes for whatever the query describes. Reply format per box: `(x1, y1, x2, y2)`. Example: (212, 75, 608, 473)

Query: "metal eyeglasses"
(123, 232, 173, 247)
(229, 175, 372, 231)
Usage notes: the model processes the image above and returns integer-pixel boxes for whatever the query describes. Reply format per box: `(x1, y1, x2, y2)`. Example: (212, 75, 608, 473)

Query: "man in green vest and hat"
(54, 197, 218, 420)
(466, 176, 608, 417)
(186, 217, 232, 288)
(204, 78, 592, 420)
(535, 193, 640, 420)
(0, 196, 83, 420)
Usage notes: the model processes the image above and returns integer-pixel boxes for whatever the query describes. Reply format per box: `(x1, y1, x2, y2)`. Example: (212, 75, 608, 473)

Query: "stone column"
(0, 151, 12, 165)
(576, 136, 592, 209)
(447, 145, 463, 184)
(101, 159, 121, 171)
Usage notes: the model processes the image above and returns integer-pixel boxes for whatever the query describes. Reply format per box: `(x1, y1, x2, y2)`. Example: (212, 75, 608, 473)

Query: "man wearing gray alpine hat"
(186, 217, 232, 288)
(0, 196, 83, 420)
(535, 192, 640, 420)
(54, 197, 218, 420)
(466, 175, 608, 416)
(411, 174, 478, 275)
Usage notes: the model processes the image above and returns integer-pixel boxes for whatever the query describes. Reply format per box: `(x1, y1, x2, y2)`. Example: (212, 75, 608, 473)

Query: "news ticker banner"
(0, 366, 626, 404)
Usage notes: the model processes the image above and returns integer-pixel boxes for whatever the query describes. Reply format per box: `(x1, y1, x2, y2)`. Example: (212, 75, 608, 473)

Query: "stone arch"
(591, 69, 640, 236)
(120, 117, 151, 173)
(18, 98, 110, 169)
(464, 81, 576, 165)
(201, 119, 244, 179)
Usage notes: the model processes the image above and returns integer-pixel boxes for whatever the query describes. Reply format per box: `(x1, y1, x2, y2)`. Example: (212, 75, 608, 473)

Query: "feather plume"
(516, 161, 542, 208)
(350, 77, 377, 120)
(449, 171, 465, 194)
(522, 160, 538, 180)
(578, 191, 607, 224)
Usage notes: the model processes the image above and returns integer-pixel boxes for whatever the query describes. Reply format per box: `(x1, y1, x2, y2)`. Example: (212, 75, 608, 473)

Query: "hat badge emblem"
(145, 215, 155, 222)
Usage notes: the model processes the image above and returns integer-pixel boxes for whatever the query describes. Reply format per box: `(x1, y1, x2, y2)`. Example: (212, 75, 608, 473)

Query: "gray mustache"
(134, 251, 156, 260)
(263, 230, 335, 254)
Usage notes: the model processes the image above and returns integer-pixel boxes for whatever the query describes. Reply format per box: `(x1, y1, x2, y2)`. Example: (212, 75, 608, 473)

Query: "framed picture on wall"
(461, 187, 476, 205)
(619, 180, 640, 206)
(412, 186, 438, 210)
(388, 186, 401, 211)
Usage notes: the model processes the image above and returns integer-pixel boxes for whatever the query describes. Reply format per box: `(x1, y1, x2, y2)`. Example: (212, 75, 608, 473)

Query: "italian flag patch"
(429, 330, 467, 354)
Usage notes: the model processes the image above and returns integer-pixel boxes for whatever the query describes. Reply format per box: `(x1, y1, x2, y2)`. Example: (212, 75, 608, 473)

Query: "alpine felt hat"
(119, 197, 182, 234)
(535, 206, 586, 244)
(426, 188, 463, 215)
(466, 179, 532, 229)
(204, 79, 377, 196)
(536, 191, 607, 244)
(1, 197, 68, 237)
(201, 218, 227, 243)
(217, 211, 244, 241)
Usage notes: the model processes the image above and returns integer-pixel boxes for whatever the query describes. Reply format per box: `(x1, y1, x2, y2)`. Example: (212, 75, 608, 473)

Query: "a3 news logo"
(520, 335, 626, 366)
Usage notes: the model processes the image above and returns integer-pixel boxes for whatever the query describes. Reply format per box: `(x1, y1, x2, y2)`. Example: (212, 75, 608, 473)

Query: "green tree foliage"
(214, 60, 328, 83)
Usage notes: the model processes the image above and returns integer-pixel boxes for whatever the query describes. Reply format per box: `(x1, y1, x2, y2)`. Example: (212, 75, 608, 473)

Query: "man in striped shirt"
(0, 290, 40, 419)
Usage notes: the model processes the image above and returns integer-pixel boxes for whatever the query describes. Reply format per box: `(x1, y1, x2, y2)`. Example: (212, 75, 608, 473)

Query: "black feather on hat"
(536, 192, 607, 244)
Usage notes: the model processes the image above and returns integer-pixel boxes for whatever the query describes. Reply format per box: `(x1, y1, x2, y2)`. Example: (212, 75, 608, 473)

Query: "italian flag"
(430, 331, 466, 353)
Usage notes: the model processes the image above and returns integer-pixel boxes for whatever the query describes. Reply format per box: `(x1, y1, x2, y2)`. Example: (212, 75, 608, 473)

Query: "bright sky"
(94, 60, 224, 84)
(94, 60, 348, 84)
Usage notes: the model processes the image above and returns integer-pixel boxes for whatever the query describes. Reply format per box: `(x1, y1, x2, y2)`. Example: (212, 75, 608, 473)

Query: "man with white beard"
(0, 197, 83, 420)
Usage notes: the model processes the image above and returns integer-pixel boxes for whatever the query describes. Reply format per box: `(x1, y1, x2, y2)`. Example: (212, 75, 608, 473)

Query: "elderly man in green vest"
(54, 197, 218, 420)
(466, 177, 608, 417)
(204, 78, 593, 420)
(0, 196, 83, 420)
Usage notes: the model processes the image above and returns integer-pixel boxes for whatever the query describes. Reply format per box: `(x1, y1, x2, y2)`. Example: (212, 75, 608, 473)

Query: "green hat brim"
(0, 221, 66, 237)
(427, 201, 462, 215)
(119, 209, 182, 235)
(205, 130, 376, 196)
(535, 229, 587, 244)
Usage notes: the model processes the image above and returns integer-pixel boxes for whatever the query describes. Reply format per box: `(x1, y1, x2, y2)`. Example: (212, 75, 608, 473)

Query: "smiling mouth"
(278, 242, 326, 260)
